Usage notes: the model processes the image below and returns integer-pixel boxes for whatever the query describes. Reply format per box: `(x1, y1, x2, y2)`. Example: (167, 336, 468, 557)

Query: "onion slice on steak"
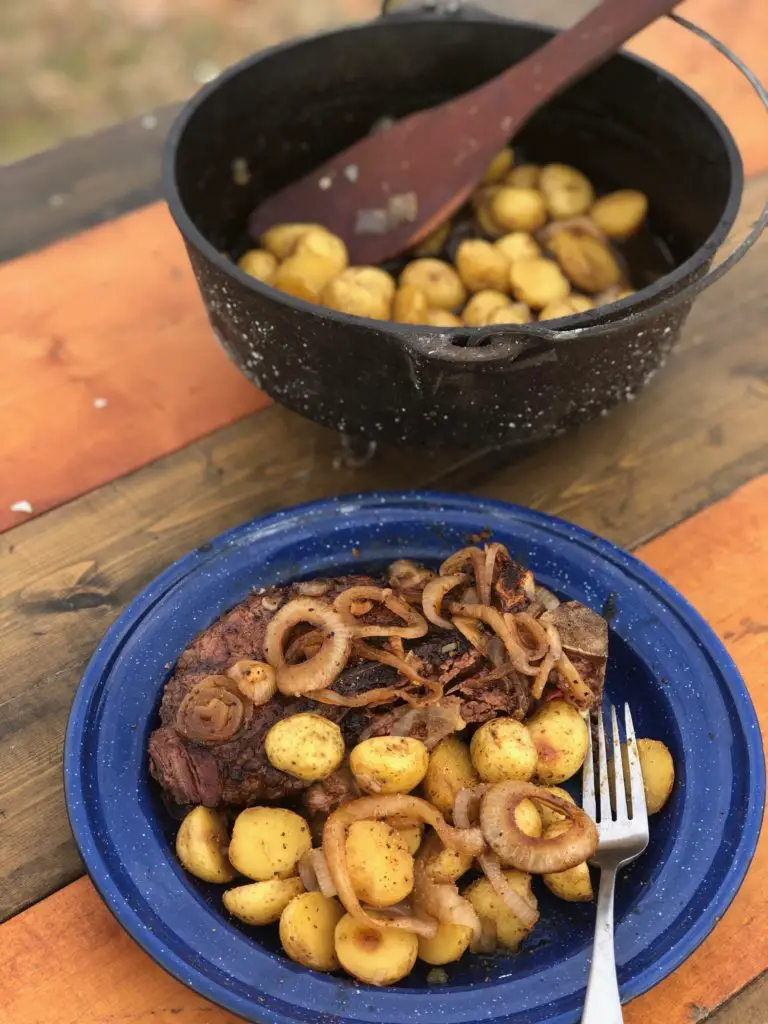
(448, 603, 537, 676)
(334, 586, 428, 640)
(531, 624, 562, 699)
(422, 573, 467, 630)
(175, 675, 250, 744)
(264, 597, 354, 695)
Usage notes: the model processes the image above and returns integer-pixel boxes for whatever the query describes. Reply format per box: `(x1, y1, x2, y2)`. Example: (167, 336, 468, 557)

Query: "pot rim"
(163, 12, 745, 356)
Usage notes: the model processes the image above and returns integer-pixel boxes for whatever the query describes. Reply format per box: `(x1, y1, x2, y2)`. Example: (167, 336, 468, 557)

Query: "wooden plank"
(1, 474, 766, 1024)
(0, 173, 765, 925)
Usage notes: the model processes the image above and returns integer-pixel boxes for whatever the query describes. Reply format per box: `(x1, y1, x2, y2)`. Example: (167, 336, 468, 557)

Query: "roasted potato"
(482, 146, 515, 184)
(425, 308, 463, 328)
(265, 712, 345, 782)
(486, 302, 532, 326)
(394, 822, 425, 855)
(527, 700, 589, 785)
(418, 922, 473, 965)
(261, 222, 321, 259)
(470, 718, 538, 783)
(628, 738, 675, 814)
(424, 844, 474, 884)
(536, 786, 577, 830)
(229, 806, 311, 880)
(423, 737, 479, 818)
(456, 239, 510, 293)
(346, 820, 414, 906)
(176, 806, 235, 884)
(273, 252, 338, 304)
(474, 189, 506, 239)
(322, 272, 391, 320)
(400, 258, 467, 311)
(350, 736, 429, 794)
(515, 798, 543, 838)
(590, 189, 648, 239)
(549, 231, 623, 294)
(414, 220, 452, 258)
(465, 870, 538, 951)
(295, 227, 349, 275)
(504, 164, 540, 189)
(495, 231, 541, 265)
(538, 295, 594, 321)
(279, 891, 344, 972)
(539, 164, 595, 220)
(491, 187, 548, 233)
(393, 283, 429, 324)
(509, 257, 571, 309)
(541, 822, 593, 902)
(461, 289, 510, 328)
(237, 248, 278, 284)
(335, 914, 419, 986)
(223, 877, 305, 925)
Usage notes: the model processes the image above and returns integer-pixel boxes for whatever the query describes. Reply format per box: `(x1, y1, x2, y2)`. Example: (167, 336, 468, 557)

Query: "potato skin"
(527, 700, 589, 784)
(279, 892, 344, 972)
(456, 239, 510, 293)
(400, 258, 467, 311)
(261, 223, 321, 259)
(237, 249, 278, 284)
(273, 252, 338, 303)
(424, 845, 474, 884)
(541, 822, 593, 901)
(470, 718, 538, 783)
(633, 738, 675, 814)
(394, 822, 425, 855)
(294, 228, 348, 275)
(539, 164, 595, 220)
(176, 806, 235, 884)
(494, 231, 541, 265)
(461, 289, 510, 328)
(223, 877, 305, 925)
(345, 820, 414, 907)
(509, 257, 571, 309)
(491, 187, 548, 232)
(265, 712, 345, 782)
(481, 146, 515, 184)
(515, 798, 543, 838)
(229, 807, 311, 881)
(349, 736, 429, 795)
(537, 786, 577, 829)
(590, 189, 648, 239)
(393, 283, 429, 324)
(423, 737, 479, 818)
(465, 870, 538, 951)
(335, 914, 418, 985)
(418, 922, 473, 965)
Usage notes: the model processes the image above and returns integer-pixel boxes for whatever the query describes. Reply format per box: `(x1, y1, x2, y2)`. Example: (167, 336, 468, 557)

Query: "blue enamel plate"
(65, 493, 764, 1024)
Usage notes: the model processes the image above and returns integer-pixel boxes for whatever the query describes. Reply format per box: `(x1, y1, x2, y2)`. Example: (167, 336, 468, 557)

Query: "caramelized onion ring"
(176, 675, 249, 744)
(353, 640, 444, 705)
(284, 628, 324, 664)
(509, 612, 549, 661)
(482, 543, 509, 607)
(413, 834, 481, 939)
(480, 781, 597, 874)
(440, 547, 486, 602)
(334, 586, 429, 640)
(448, 603, 537, 676)
(531, 624, 562, 699)
(422, 573, 467, 630)
(264, 597, 354, 695)
(452, 615, 489, 656)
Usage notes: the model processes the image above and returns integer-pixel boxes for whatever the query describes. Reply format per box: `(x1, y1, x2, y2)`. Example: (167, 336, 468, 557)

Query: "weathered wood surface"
(2, 472, 766, 1024)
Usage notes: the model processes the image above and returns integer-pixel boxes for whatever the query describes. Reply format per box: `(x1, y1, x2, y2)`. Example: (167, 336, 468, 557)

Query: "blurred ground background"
(0, 0, 764, 170)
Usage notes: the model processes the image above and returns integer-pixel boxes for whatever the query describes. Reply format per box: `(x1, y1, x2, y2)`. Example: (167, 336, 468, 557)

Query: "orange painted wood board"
(1, 473, 765, 1024)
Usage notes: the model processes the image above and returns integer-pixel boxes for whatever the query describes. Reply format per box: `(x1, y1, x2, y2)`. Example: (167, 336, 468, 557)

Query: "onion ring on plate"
(422, 573, 467, 630)
(531, 624, 562, 699)
(264, 597, 354, 695)
(334, 586, 428, 639)
(448, 603, 537, 676)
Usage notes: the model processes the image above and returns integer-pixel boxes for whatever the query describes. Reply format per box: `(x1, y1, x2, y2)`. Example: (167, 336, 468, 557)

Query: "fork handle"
(582, 866, 623, 1023)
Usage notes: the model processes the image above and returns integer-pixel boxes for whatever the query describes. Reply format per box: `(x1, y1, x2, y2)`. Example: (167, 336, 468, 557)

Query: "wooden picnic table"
(0, 3, 766, 1022)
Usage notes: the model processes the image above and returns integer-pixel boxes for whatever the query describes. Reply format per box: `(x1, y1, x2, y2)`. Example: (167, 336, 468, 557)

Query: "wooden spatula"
(248, 0, 680, 265)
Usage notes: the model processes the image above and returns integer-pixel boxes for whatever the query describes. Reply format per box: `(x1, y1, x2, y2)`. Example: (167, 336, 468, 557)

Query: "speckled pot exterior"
(65, 493, 764, 1024)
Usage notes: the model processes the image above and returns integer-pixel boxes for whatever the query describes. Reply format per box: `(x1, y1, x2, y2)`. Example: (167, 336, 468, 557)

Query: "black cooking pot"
(164, 3, 761, 449)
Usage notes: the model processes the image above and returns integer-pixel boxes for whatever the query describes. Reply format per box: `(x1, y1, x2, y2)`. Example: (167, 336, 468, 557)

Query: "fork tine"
(624, 704, 648, 820)
(596, 706, 612, 820)
(611, 704, 627, 820)
(582, 714, 596, 820)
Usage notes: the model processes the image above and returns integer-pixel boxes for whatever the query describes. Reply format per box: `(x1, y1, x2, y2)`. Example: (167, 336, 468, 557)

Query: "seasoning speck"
(10, 500, 33, 514)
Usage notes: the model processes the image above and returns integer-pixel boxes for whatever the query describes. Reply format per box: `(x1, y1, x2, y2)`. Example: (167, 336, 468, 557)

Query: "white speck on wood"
(11, 500, 33, 514)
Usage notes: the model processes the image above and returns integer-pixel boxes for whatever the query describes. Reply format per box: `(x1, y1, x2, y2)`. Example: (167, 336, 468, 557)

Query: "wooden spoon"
(248, 0, 681, 264)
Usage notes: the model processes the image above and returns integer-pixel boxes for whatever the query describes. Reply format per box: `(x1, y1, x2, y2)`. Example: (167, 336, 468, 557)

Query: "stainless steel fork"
(581, 704, 650, 1024)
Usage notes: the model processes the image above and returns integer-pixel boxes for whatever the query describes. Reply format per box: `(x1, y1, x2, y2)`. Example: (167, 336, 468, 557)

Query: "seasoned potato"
(539, 164, 595, 220)
(350, 736, 429, 794)
(536, 786, 577, 830)
(335, 914, 418, 986)
(456, 239, 510, 293)
(470, 718, 538, 783)
(273, 252, 338, 304)
(482, 146, 515, 184)
(280, 891, 344, 972)
(424, 844, 474, 884)
(237, 248, 278, 284)
(322, 271, 391, 320)
(425, 308, 463, 328)
(495, 231, 541, 265)
(423, 737, 479, 818)
(549, 231, 623, 293)
(509, 257, 571, 310)
(461, 289, 510, 328)
(541, 822, 593, 901)
(628, 738, 675, 814)
(418, 922, 473, 965)
(229, 806, 311, 880)
(265, 712, 345, 782)
(223, 877, 305, 925)
(590, 189, 648, 238)
(261, 222, 321, 259)
(176, 806, 235, 884)
(475, 192, 506, 239)
(400, 259, 467, 311)
(538, 295, 594, 321)
(504, 164, 540, 189)
(414, 220, 452, 258)
(295, 227, 349, 275)
(491, 187, 548, 232)
(393, 283, 429, 324)
(527, 700, 589, 785)
(394, 822, 425, 855)
(486, 302, 532, 326)
(346, 820, 414, 906)
(515, 798, 543, 838)
(465, 870, 537, 951)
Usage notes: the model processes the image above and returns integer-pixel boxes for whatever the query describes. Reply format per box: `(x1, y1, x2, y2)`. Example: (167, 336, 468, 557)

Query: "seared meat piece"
(148, 727, 222, 806)
(543, 601, 608, 706)
(456, 674, 531, 724)
(303, 767, 359, 816)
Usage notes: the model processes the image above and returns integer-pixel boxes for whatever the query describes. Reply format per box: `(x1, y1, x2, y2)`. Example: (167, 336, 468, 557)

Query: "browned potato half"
(425, 308, 464, 328)
(335, 915, 418, 985)
(537, 786, 577, 830)
(538, 295, 594, 321)
(424, 844, 474, 884)
(456, 239, 510, 293)
(322, 271, 391, 320)
(541, 822, 593, 901)
(515, 798, 543, 838)
(414, 220, 452, 258)
(393, 283, 429, 324)
(539, 164, 595, 220)
(509, 258, 571, 309)
(491, 187, 548, 233)
(346, 820, 414, 906)
(265, 712, 345, 782)
(471, 718, 538, 783)
(482, 146, 515, 184)
(495, 231, 541, 265)
(261, 222, 321, 259)
(237, 249, 278, 284)
(229, 806, 311, 880)
(527, 700, 589, 784)
(400, 259, 467, 311)
(423, 737, 479, 818)
(273, 253, 338, 304)
(223, 877, 305, 925)
(590, 189, 648, 238)
(549, 231, 623, 293)
(176, 806, 235, 884)
(295, 227, 349, 275)
(462, 289, 510, 328)
(486, 302, 533, 326)
(418, 922, 473, 965)
(350, 736, 429, 794)
(504, 164, 541, 189)
(626, 738, 675, 814)
(280, 891, 344, 972)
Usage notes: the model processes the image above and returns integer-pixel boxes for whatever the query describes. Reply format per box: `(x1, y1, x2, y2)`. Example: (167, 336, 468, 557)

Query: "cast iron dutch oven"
(164, 1, 762, 449)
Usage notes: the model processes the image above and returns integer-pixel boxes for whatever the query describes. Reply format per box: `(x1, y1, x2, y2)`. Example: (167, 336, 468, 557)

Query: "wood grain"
(1, 473, 766, 1024)
(0, 173, 765, 925)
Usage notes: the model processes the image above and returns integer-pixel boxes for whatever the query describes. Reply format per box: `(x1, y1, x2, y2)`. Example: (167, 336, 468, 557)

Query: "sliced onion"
(413, 834, 481, 940)
(535, 585, 560, 612)
(353, 640, 444, 706)
(296, 580, 330, 597)
(470, 915, 498, 955)
(531, 624, 562, 700)
(440, 547, 485, 598)
(448, 603, 537, 676)
(311, 848, 337, 898)
(284, 628, 324, 664)
(478, 852, 539, 929)
(334, 586, 428, 640)
(264, 597, 354, 695)
(482, 543, 509, 607)
(298, 852, 320, 892)
(422, 573, 467, 630)
(176, 675, 250, 744)
(556, 651, 594, 707)
(509, 612, 549, 661)
(480, 781, 597, 874)
(310, 686, 403, 708)
(452, 615, 489, 656)
(225, 660, 277, 705)
(388, 560, 435, 604)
